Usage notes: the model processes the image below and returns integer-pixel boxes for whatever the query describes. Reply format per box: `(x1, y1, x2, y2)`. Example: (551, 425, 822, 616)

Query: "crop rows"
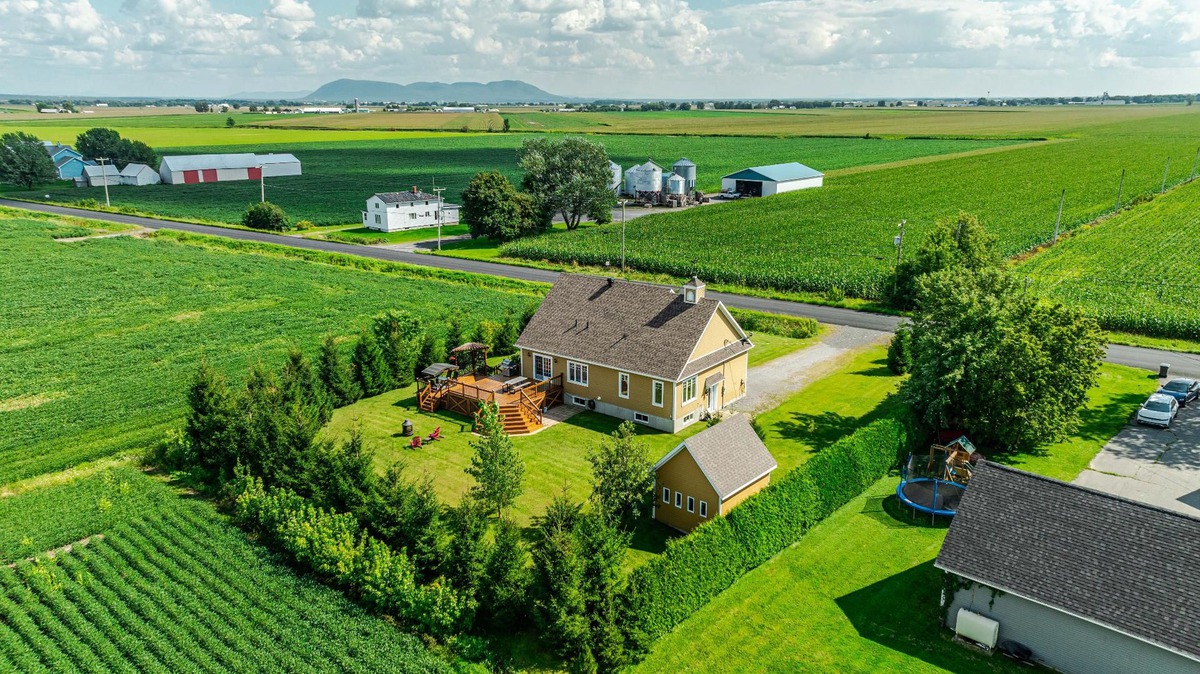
(505, 111, 1200, 304)
(0, 479, 445, 673)
(1019, 179, 1200, 337)
(6, 134, 1010, 226)
(0, 213, 535, 485)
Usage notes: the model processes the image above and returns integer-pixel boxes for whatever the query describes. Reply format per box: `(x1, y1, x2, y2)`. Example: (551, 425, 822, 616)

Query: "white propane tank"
(955, 609, 999, 649)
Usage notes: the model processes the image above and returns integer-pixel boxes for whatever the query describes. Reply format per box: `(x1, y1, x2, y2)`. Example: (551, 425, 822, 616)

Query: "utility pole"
(433, 185, 446, 251)
(259, 167, 265, 203)
(1053, 189, 1065, 242)
(97, 157, 111, 207)
(1161, 157, 1170, 194)
(1115, 168, 1125, 211)
(620, 200, 627, 273)
(892, 219, 906, 297)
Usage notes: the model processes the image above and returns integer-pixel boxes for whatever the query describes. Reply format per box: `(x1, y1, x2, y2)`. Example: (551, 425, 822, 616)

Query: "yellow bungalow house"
(515, 274, 753, 433)
(652, 414, 777, 532)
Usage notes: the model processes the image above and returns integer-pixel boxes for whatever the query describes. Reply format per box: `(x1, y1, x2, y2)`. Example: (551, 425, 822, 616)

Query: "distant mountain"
(304, 79, 572, 104)
(225, 90, 312, 101)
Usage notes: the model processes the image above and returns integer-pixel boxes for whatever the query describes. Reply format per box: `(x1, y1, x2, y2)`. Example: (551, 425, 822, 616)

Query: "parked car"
(1136, 393, 1179, 428)
(1157, 378, 1200, 407)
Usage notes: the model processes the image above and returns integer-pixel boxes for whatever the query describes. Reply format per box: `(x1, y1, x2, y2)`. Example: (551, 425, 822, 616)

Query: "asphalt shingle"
(663, 414, 777, 499)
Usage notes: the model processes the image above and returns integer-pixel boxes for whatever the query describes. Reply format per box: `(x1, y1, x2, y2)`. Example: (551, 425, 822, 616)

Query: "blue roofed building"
(720, 162, 823, 197)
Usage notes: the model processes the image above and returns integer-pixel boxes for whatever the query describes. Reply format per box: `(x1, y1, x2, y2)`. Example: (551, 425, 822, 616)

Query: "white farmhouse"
(363, 188, 461, 232)
(720, 162, 824, 197)
(119, 163, 162, 186)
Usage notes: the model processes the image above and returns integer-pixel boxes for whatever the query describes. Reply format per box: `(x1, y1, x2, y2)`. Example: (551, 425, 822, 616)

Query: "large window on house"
(652, 380, 664, 407)
(618, 372, 630, 399)
(568, 362, 589, 386)
(533, 354, 553, 381)
(682, 376, 697, 403)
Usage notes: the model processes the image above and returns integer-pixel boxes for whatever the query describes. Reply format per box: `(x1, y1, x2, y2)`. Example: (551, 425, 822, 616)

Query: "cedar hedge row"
(728, 308, 820, 340)
(623, 410, 914, 645)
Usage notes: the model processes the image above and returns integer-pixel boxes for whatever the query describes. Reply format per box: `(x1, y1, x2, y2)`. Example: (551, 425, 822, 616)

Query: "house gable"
(688, 305, 748, 364)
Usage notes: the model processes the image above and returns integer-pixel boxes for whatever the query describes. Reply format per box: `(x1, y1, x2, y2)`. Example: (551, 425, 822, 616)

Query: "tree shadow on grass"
(628, 516, 679, 557)
(994, 391, 1145, 465)
(770, 397, 899, 455)
(836, 561, 1022, 674)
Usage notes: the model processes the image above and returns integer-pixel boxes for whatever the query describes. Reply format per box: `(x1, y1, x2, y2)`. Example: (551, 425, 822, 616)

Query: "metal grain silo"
(634, 161, 662, 193)
(609, 160, 622, 191)
(623, 164, 640, 195)
(672, 158, 696, 191)
(663, 171, 686, 195)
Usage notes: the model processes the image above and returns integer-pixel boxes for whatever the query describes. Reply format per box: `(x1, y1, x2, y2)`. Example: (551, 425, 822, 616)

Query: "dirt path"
(732, 326, 889, 414)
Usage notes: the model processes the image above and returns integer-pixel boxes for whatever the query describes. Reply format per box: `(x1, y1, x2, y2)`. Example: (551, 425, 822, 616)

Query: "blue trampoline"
(897, 450, 969, 517)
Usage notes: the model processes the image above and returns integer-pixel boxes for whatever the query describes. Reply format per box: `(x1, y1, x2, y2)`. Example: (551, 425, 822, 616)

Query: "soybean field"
(504, 111, 1200, 304)
(1019, 179, 1200, 337)
(0, 210, 538, 485)
(3, 134, 1015, 226)
(0, 466, 447, 673)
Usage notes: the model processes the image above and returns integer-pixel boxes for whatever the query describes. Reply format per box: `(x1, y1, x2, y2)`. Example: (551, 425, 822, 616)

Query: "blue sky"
(1, 0, 1197, 98)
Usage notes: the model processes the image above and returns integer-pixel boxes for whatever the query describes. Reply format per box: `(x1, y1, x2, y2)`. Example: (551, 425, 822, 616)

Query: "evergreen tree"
(479, 517, 531, 630)
(531, 491, 590, 668)
(575, 511, 631, 672)
(183, 360, 239, 482)
(496, 313, 520, 353)
(415, 331, 446, 379)
(352, 328, 391, 397)
(445, 317, 465, 352)
(280, 348, 332, 425)
(465, 402, 525, 518)
(372, 310, 422, 388)
(587, 421, 654, 530)
(368, 466, 447, 581)
(317, 335, 360, 406)
(445, 494, 491, 615)
(306, 427, 377, 517)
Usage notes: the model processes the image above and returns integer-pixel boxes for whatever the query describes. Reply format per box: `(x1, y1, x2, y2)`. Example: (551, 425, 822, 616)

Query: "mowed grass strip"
(0, 211, 537, 486)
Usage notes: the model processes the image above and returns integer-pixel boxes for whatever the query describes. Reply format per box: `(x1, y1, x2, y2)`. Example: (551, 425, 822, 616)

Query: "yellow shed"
(652, 414, 777, 532)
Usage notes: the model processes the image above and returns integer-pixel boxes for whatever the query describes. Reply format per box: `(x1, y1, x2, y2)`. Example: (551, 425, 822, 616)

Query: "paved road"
(6, 198, 1198, 378)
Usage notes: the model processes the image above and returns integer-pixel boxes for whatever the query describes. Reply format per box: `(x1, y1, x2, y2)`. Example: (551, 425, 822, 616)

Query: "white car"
(1136, 393, 1179, 428)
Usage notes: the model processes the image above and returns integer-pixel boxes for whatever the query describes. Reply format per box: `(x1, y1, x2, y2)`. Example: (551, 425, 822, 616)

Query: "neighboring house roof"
(654, 414, 777, 500)
(83, 164, 120, 177)
(159, 153, 300, 172)
(373, 191, 439, 203)
(515, 274, 748, 381)
(722, 162, 823, 183)
(55, 156, 83, 169)
(120, 163, 153, 176)
(935, 462, 1200, 662)
(44, 143, 80, 159)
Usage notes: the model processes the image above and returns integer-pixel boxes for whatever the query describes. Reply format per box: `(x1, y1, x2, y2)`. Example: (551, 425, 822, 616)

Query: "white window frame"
(682, 376, 697, 404)
(699, 501, 708, 518)
(687, 496, 695, 513)
(567, 361, 589, 386)
(652, 380, 664, 408)
(633, 412, 650, 424)
(618, 372, 630, 399)
(533, 354, 553, 381)
(662, 487, 671, 503)
(374, 214, 381, 224)
(682, 412, 697, 425)
(674, 492, 683, 509)
(571, 395, 589, 408)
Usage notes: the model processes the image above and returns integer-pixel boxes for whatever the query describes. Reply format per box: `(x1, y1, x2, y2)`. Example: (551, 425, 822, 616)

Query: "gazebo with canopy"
(449, 342, 490, 376)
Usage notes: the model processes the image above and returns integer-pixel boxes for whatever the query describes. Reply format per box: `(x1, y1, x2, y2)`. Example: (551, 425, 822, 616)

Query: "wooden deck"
(418, 373, 564, 435)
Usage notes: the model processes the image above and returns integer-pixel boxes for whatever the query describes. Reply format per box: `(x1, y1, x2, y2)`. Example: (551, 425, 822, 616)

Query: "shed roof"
(161, 153, 259, 172)
(515, 274, 748, 381)
(119, 163, 154, 176)
(373, 191, 438, 203)
(255, 153, 300, 165)
(935, 462, 1200, 661)
(654, 415, 776, 500)
(721, 162, 823, 183)
(83, 164, 120, 177)
(54, 155, 83, 169)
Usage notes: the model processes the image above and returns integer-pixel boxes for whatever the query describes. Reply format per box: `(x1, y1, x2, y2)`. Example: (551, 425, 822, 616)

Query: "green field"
(1018, 179, 1200, 338)
(504, 111, 1200, 303)
(0, 466, 446, 673)
(0, 209, 539, 485)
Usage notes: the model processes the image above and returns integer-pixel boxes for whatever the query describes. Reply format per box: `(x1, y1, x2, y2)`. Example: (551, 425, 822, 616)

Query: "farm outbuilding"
(79, 164, 120, 187)
(936, 462, 1200, 674)
(119, 163, 161, 186)
(721, 162, 823, 197)
(159, 153, 302, 184)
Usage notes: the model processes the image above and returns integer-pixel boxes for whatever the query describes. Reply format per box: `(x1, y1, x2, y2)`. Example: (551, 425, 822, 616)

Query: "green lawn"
(747, 330, 824, 368)
(754, 345, 903, 474)
(315, 224, 471, 245)
(635, 361, 1147, 673)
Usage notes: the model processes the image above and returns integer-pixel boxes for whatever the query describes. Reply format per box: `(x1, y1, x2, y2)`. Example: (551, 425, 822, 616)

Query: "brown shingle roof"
(655, 414, 777, 499)
(515, 274, 743, 381)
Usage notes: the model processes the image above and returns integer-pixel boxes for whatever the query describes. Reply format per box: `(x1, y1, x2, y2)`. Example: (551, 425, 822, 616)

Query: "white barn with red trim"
(159, 153, 301, 185)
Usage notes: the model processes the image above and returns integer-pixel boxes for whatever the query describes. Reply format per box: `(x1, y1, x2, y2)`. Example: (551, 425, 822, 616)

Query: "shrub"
(728, 308, 819, 340)
(825, 286, 846, 302)
(886, 324, 914, 375)
(295, 219, 315, 231)
(242, 201, 291, 231)
(622, 410, 914, 647)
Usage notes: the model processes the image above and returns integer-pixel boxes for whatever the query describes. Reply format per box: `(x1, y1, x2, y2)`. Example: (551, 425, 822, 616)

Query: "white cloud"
(0, 0, 1196, 97)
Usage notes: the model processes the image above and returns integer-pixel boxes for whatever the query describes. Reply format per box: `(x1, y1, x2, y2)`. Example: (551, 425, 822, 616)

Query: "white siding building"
(720, 162, 824, 197)
(363, 189, 460, 232)
(119, 163, 161, 186)
(80, 164, 121, 187)
(159, 153, 302, 184)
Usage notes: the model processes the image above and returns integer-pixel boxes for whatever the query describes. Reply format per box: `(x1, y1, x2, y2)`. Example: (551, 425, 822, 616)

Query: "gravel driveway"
(1075, 404, 1200, 515)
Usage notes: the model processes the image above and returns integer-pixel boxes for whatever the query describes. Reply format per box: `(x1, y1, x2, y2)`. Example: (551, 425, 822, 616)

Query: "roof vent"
(682, 276, 705, 304)
(607, 277, 614, 287)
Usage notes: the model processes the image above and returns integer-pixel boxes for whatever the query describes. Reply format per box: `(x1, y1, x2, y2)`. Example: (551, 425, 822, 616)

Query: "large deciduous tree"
(892, 212, 1002, 308)
(75, 127, 123, 162)
(518, 136, 614, 230)
(902, 267, 1104, 452)
(0, 132, 57, 189)
(460, 170, 540, 241)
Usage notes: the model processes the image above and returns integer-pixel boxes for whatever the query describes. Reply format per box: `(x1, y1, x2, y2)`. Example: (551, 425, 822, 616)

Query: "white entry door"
(707, 383, 720, 413)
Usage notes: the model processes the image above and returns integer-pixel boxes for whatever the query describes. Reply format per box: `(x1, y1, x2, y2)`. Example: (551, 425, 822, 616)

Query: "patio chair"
(409, 436, 422, 449)
(425, 426, 442, 443)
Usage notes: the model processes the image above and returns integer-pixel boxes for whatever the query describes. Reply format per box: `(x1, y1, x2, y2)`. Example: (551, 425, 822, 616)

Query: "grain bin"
(609, 160, 622, 191)
(663, 171, 686, 195)
(672, 158, 696, 191)
(633, 161, 662, 193)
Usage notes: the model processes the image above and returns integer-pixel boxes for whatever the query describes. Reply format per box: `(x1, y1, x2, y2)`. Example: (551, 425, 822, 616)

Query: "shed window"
(687, 496, 695, 513)
(682, 376, 697, 403)
(652, 380, 664, 407)
(374, 214, 381, 224)
(699, 501, 708, 518)
(618, 372, 630, 399)
(568, 362, 589, 386)
(409, 213, 417, 219)
(674, 492, 682, 509)
(662, 487, 670, 503)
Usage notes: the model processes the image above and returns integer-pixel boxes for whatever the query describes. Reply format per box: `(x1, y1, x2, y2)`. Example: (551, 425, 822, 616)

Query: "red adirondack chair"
(425, 426, 442, 443)
(409, 436, 422, 449)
